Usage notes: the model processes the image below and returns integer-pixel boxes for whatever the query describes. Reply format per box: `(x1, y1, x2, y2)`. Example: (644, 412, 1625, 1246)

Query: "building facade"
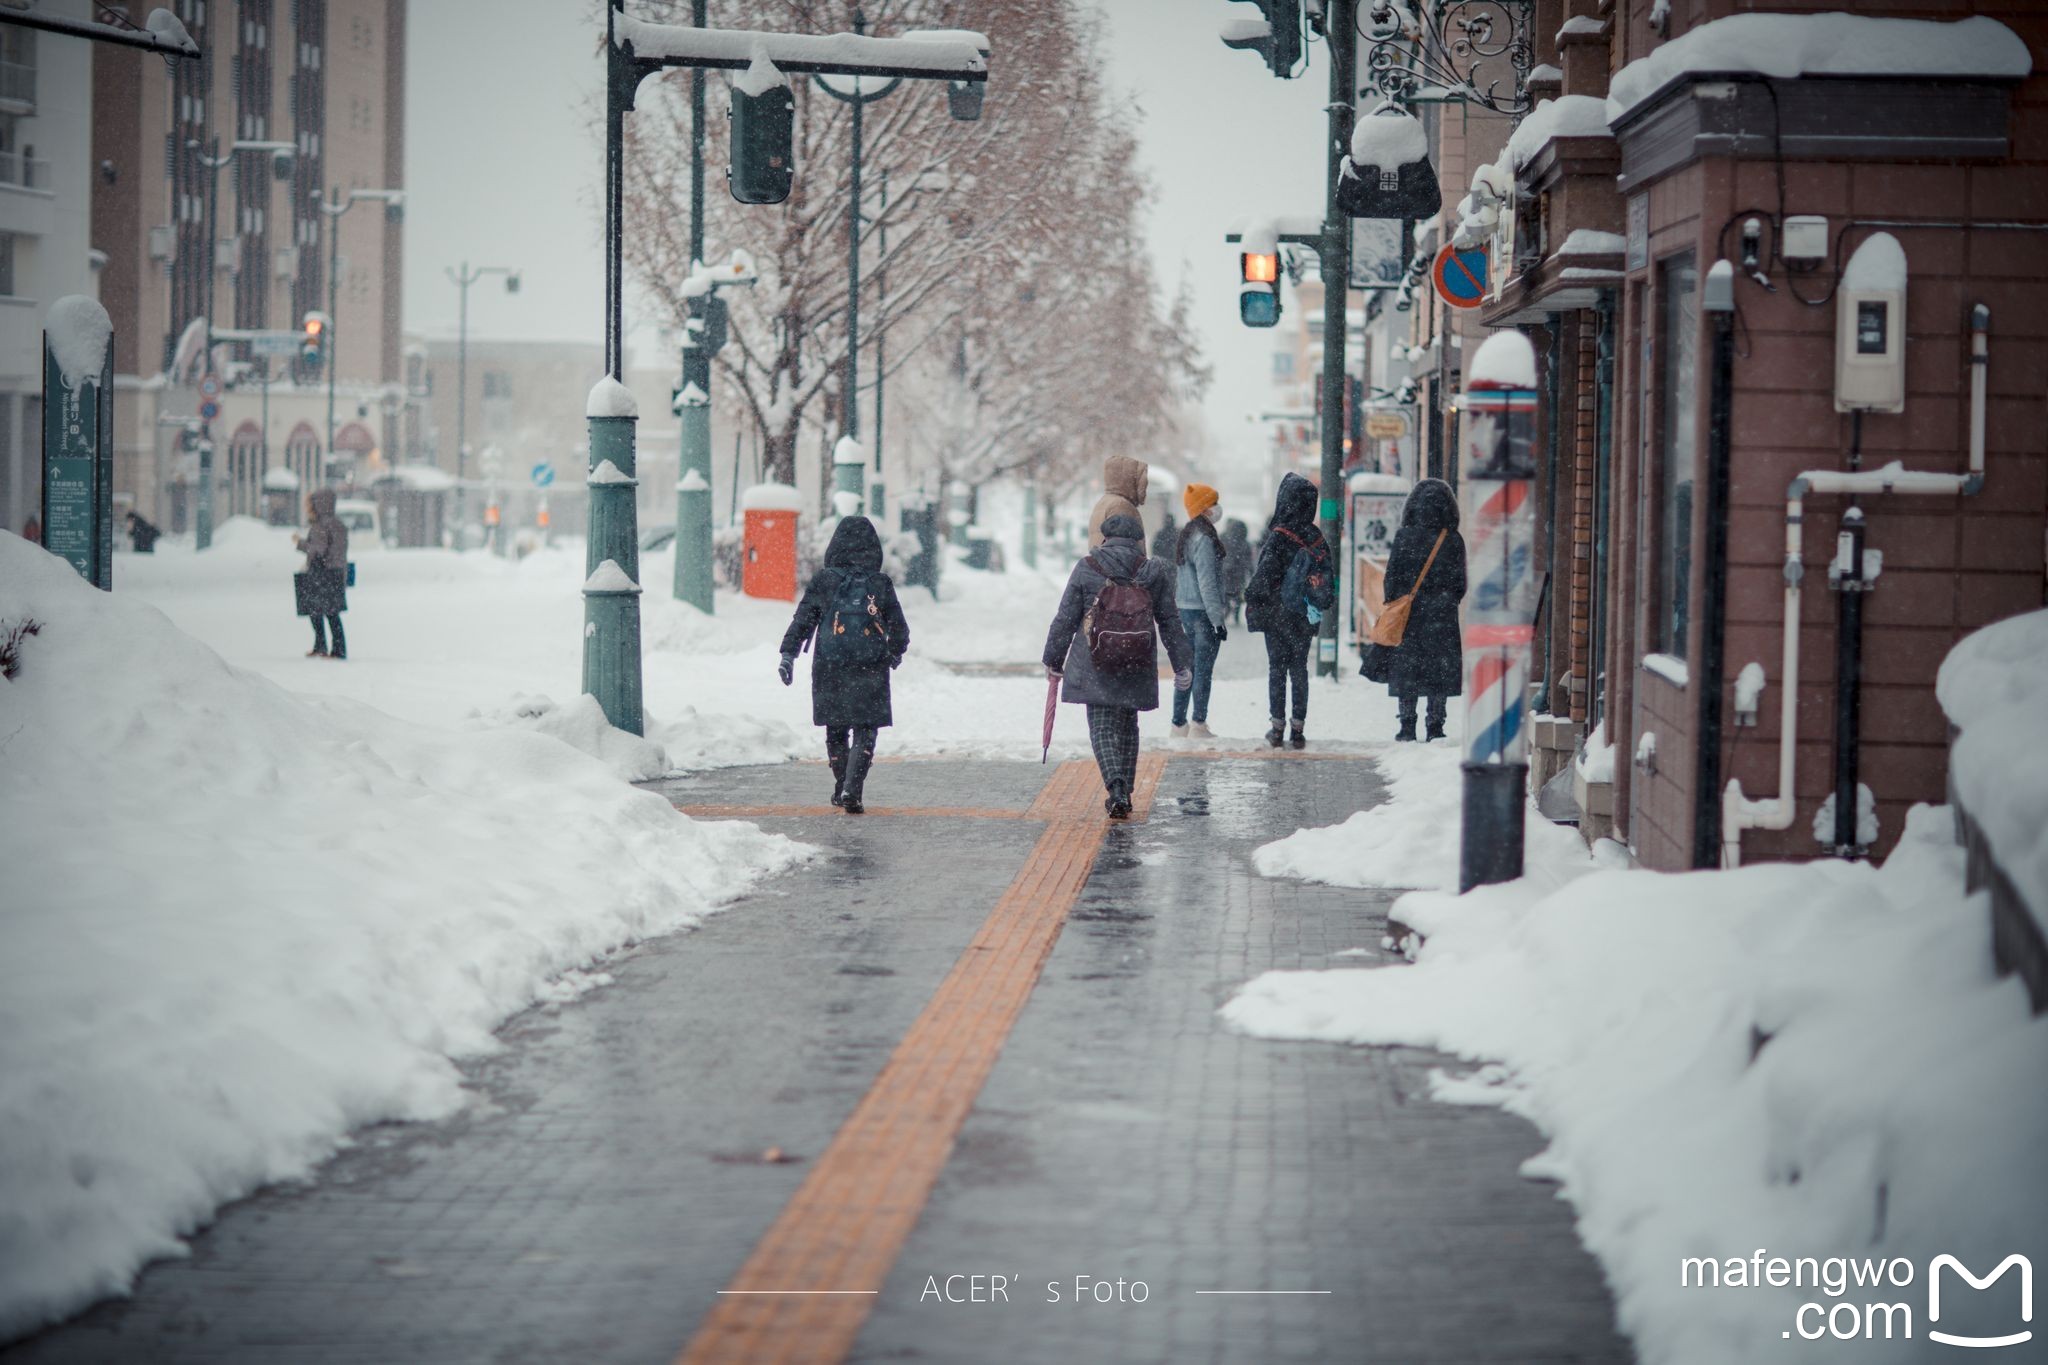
(92, 0, 405, 529)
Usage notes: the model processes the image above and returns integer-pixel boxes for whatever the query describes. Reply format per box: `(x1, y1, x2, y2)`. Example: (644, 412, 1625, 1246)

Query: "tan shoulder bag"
(1367, 529, 1447, 648)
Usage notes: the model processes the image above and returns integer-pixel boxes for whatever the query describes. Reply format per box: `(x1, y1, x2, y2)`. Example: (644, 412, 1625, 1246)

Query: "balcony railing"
(0, 150, 49, 190)
(0, 60, 33, 111)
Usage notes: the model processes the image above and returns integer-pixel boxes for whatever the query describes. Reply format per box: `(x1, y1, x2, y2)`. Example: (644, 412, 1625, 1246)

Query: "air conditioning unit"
(147, 225, 175, 262)
(274, 246, 298, 280)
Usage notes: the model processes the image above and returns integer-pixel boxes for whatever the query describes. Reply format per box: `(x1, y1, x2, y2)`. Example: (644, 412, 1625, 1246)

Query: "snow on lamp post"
(1458, 330, 1539, 892)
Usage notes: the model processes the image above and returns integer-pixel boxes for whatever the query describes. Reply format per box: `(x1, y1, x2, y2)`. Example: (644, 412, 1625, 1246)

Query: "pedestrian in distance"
(1244, 472, 1336, 749)
(21, 514, 40, 545)
(1042, 513, 1192, 820)
(1149, 511, 1177, 562)
(125, 510, 161, 553)
(293, 489, 349, 661)
(1361, 477, 1466, 741)
(1170, 483, 1229, 741)
(1086, 454, 1148, 549)
(1220, 517, 1253, 625)
(778, 514, 910, 815)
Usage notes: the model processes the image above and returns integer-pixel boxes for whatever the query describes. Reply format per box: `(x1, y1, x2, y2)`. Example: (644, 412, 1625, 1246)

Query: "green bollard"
(869, 478, 886, 521)
(674, 374, 714, 612)
(195, 437, 215, 552)
(583, 378, 644, 736)
(832, 436, 866, 512)
(1021, 482, 1038, 570)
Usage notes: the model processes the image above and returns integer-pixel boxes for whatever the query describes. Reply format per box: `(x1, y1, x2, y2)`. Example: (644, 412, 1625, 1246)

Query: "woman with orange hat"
(1170, 482, 1229, 740)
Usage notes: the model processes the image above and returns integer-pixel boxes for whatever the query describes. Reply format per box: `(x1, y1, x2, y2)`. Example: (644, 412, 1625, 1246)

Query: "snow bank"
(476, 692, 671, 783)
(1227, 805, 2048, 1363)
(0, 532, 803, 1338)
(1253, 741, 1591, 892)
(1608, 13, 2031, 120)
(1939, 608, 2048, 933)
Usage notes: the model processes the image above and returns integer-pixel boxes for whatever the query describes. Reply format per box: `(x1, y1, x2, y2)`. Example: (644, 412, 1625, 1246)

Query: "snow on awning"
(613, 16, 986, 79)
(1505, 95, 1610, 173)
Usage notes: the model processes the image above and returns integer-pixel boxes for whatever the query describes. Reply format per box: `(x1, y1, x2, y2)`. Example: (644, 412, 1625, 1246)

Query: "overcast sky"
(402, 2, 1330, 460)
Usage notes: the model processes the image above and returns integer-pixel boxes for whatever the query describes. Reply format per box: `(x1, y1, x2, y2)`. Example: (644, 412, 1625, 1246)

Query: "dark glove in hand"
(778, 656, 794, 686)
(1215, 625, 1228, 642)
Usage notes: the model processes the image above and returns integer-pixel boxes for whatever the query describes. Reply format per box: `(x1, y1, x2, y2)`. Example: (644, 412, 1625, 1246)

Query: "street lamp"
(445, 263, 522, 538)
(315, 185, 405, 486)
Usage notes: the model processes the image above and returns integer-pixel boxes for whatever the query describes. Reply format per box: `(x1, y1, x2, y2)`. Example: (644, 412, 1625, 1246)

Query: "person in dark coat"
(779, 515, 910, 813)
(1042, 513, 1192, 819)
(1220, 517, 1253, 624)
(294, 489, 349, 660)
(125, 511, 161, 553)
(1243, 473, 1333, 749)
(1149, 512, 1178, 562)
(1364, 477, 1466, 741)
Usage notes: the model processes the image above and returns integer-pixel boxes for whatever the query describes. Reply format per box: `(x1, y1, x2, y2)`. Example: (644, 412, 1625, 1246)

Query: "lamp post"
(445, 262, 521, 538)
(315, 186, 404, 487)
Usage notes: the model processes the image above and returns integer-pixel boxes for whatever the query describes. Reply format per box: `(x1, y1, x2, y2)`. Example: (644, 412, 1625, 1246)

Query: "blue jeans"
(1172, 609, 1220, 726)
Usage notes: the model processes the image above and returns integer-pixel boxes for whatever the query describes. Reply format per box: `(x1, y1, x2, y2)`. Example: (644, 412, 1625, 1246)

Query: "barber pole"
(1459, 334, 1540, 892)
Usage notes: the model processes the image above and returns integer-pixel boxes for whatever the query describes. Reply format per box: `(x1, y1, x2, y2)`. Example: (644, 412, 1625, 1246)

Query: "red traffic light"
(1242, 252, 1279, 285)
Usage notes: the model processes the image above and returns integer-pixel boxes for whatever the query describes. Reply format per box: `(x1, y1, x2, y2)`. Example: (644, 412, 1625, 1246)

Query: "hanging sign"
(1432, 244, 1490, 309)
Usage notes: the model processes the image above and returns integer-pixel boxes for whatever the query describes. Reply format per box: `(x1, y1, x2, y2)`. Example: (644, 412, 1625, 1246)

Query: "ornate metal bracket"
(1357, 0, 1535, 121)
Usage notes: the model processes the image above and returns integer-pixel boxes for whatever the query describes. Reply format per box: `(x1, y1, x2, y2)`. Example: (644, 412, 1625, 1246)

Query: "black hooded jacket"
(1244, 473, 1330, 638)
(1374, 477, 1467, 696)
(781, 516, 911, 728)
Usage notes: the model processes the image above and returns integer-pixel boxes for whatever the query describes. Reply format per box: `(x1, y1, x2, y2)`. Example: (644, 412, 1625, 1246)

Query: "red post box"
(740, 483, 803, 601)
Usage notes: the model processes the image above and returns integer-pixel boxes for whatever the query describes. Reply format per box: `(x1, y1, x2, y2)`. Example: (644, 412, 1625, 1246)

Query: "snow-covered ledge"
(1937, 610, 2048, 1013)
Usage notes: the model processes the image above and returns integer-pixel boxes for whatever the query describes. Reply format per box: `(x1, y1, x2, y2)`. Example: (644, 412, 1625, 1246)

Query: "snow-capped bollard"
(584, 376, 644, 736)
(1458, 331, 1540, 892)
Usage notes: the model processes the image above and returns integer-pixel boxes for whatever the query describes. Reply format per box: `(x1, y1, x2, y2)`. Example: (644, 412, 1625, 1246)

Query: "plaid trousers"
(1085, 705, 1141, 800)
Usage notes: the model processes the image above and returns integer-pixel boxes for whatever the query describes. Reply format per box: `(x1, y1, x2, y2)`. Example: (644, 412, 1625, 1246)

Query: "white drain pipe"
(1721, 305, 1988, 868)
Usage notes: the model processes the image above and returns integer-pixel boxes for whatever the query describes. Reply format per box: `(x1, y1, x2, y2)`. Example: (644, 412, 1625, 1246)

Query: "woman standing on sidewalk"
(778, 515, 910, 814)
(1244, 473, 1335, 749)
(1170, 483, 1229, 741)
(1042, 514, 1192, 819)
(1363, 477, 1466, 741)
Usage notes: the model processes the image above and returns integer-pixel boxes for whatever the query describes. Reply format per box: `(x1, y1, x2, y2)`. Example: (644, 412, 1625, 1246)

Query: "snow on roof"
(1608, 13, 2031, 122)
(1349, 104, 1428, 170)
(1235, 221, 1279, 255)
(833, 436, 866, 466)
(1559, 229, 1626, 257)
(1506, 96, 1610, 172)
(1348, 472, 1410, 494)
(1842, 232, 1907, 292)
(588, 459, 636, 486)
(1466, 331, 1537, 389)
(1219, 17, 1271, 44)
(390, 463, 456, 491)
(734, 49, 787, 97)
(613, 15, 985, 76)
(46, 296, 113, 389)
(1556, 15, 1605, 39)
(740, 482, 805, 512)
(1527, 63, 1562, 84)
(584, 559, 642, 594)
(587, 375, 639, 419)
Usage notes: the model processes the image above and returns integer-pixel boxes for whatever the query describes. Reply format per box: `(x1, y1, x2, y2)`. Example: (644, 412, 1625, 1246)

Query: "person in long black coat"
(1244, 472, 1332, 749)
(778, 516, 910, 813)
(1220, 517, 1253, 624)
(1042, 514, 1192, 819)
(1364, 477, 1466, 741)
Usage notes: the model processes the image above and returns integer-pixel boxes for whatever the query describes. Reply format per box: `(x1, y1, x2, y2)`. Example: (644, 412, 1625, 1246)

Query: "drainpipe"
(1591, 295, 1615, 723)
(1831, 501, 1869, 854)
(1722, 306, 1989, 868)
(1693, 262, 1735, 868)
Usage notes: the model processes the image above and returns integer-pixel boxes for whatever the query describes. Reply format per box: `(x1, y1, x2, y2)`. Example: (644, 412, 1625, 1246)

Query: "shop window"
(1653, 253, 1697, 659)
(482, 371, 512, 399)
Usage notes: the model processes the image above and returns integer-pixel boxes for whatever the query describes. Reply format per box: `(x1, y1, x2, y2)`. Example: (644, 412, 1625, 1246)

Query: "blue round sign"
(1432, 244, 1490, 309)
(530, 461, 555, 488)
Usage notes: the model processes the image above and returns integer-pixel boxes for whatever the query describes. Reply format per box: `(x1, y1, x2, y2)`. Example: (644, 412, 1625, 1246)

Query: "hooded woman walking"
(294, 489, 349, 660)
(1170, 483, 1228, 740)
(1042, 513, 1192, 819)
(1086, 454, 1149, 549)
(778, 515, 911, 813)
(1244, 473, 1335, 748)
(1363, 477, 1466, 741)
(1220, 517, 1253, 624)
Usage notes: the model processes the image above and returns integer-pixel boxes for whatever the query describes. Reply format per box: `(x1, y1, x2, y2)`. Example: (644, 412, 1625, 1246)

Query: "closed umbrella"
(1042, 672, 1060, 763)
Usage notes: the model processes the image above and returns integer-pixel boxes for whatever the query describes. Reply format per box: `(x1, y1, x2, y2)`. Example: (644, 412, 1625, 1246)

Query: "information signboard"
(41, 309, 115, 590)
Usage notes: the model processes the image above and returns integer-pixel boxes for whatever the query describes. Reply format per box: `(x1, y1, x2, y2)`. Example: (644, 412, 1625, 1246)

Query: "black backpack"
(814, 570, 890, 666)
(1083, 557, 1157, 674)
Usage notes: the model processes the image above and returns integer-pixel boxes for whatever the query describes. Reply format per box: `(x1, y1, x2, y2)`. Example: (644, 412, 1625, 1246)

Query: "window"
(0, 232, 15, 295)
(1653, 253, 1698, 658)
(482, 371, 512, 399)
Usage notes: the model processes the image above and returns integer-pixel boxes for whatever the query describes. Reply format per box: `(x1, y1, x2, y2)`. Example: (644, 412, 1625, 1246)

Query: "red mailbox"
(741, 483, 803, 601)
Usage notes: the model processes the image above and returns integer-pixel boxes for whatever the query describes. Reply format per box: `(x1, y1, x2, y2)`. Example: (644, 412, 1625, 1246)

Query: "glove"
(1305, 603, 1323, 626)
(1215, 625, 1228, 643)
(778, 655, 795, 686)
(1174, 669, 1194, 692)
(888, 653, 904, 670)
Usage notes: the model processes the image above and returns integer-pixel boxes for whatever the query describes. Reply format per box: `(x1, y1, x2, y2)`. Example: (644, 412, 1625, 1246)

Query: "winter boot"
(1169, 723, 1190, 740)
(1289, 722, 1306, 751)
(841, 747, 874, 815)
(1105, 784, 1133, 820)
(1265, 718, 1286, 748)
(829, 755, 848, 808)
(1425, 720, 1447, 742)
(1189, 721, 1216, 741)
(1395, 719, 1418, 742)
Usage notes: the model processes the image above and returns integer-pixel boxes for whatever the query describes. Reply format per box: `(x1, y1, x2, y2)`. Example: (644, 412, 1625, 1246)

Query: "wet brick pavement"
(4, 753, 1632, 1365)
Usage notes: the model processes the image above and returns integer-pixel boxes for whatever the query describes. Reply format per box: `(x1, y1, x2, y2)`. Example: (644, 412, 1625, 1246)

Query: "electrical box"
(1782, 215, 1829, 263)
(1834, 233, 1907, 414)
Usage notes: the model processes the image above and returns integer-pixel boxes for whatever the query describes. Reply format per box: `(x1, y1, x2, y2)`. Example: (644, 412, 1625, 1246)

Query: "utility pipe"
(1722, 306, 1990, 868)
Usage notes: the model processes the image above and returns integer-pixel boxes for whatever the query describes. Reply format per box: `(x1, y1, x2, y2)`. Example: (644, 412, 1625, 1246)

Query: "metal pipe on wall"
(1693, 263, 1735, 868)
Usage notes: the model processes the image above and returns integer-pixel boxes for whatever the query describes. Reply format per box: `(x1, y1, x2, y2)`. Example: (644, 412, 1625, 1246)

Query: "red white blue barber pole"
(1459, 332, 1540, 891)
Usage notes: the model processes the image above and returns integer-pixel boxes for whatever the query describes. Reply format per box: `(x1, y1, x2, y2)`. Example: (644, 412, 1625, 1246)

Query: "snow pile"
(1608, 13, 2031, 120)
(477, 692, 671, 782)
(1254, 740, 1591, 892)
(1226, 805, 2048, 1363)
(1349, 103, 1428, 170)
(1505, 95, 1610, 171)
(1939, 608, 2048, 930)
(0, 533, 803, 1337)
(1575, 717, 1615, 784)
(45, 296, 113, 388)
(1811, 783, 1878, 849)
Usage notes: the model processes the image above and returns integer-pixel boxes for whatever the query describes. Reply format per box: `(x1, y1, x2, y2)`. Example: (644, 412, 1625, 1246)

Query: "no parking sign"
(1432, 245, 1489, 310)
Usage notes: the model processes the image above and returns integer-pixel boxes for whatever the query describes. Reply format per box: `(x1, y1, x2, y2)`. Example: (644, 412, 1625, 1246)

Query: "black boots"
(1289, 723, 1306, 751)
(1104, 785, 1132, 820)
(829, 754, 848, 807)
(1425, 720, 1447, 742)
(1395, 718, 1417, 742)
(1266, 718, 1285, 749)
(841, 746, 874, 815)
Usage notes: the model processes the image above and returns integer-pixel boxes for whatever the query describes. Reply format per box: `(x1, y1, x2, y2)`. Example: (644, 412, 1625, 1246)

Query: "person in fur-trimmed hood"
(1085, 454, 1149, 549)
(1363, 477, 1466, 741)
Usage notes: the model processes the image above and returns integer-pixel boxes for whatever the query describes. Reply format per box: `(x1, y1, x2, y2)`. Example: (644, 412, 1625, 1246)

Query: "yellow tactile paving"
(675, 757, 1153, 1365)
(678, 804, 1035, 821)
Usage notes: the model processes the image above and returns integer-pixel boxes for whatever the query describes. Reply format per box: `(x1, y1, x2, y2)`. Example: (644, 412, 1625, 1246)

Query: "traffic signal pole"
(1314, 0, 1356, 678)
(674, 0, 716, 614)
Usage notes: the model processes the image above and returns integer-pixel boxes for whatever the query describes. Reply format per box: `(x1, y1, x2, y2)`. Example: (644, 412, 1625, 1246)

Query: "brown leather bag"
(1366, 529, 1447, 648)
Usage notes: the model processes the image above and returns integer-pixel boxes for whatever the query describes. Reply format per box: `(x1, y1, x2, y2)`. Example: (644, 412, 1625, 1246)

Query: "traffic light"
(729, 58, 795, 205)
(1240, 249, 1281, 328)
(1220, 0, 1301, 78)
(300, 312, 325, 373)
